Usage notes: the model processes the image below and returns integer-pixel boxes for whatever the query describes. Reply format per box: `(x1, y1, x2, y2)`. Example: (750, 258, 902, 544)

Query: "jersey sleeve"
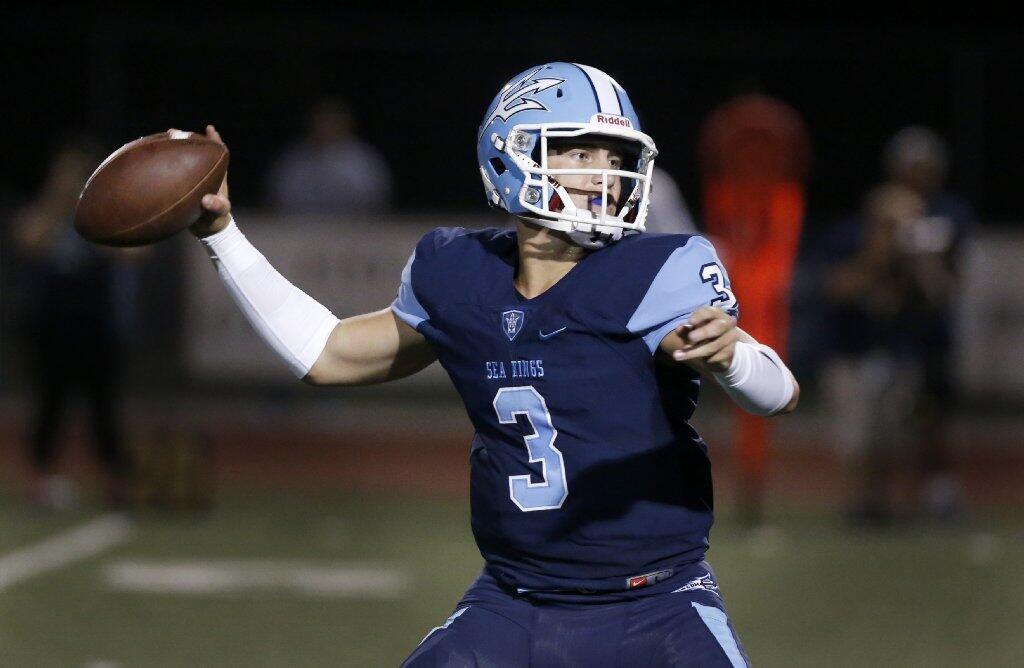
(626, 235, 739, 354)
(390, 226, 485, 331)
(390, 247, 430, 329)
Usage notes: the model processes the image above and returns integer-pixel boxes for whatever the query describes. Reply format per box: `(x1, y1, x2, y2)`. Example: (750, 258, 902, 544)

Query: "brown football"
(74, 131, 229, 247)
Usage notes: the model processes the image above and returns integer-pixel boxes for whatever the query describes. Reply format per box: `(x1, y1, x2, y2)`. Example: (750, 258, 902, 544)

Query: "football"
(74, 130, 228, 247)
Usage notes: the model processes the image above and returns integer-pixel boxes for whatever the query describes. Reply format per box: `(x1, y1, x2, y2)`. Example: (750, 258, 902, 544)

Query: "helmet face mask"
(478, 63, 659, 249)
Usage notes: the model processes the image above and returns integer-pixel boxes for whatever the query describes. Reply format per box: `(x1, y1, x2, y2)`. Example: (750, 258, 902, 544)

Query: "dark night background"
(2, 7, 1021, 227)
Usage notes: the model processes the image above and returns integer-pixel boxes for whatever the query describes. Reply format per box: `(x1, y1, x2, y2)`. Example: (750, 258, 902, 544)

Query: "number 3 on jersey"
(493, 386, 568, 512)
(700, 262, 737, 309)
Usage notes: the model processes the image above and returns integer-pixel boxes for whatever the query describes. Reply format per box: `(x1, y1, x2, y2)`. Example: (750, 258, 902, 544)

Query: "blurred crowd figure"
(266, 97, 393, 215)
(822, 126, 975, 524)
(644, 166, 698, 234)
(10, 137, 138, 509)
(698, 91, 811, 525)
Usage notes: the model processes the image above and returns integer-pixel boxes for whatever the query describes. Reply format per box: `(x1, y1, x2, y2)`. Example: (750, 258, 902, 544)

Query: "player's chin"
(591, 203, 617, 216)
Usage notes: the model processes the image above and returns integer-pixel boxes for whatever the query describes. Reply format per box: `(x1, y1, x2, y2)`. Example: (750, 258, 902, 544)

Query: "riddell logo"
(592, 114, 632, 128)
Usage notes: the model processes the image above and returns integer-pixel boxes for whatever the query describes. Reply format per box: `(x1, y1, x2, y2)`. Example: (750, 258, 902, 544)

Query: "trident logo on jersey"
(480, 68, 564, 137)
(502, 310, 525, 341)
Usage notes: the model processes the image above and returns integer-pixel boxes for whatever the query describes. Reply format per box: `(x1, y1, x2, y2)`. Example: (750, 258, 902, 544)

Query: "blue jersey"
(392, 228, 738, 595)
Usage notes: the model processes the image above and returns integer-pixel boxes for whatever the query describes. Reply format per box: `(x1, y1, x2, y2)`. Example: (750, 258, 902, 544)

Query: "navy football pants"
(403, 564, 749, 667)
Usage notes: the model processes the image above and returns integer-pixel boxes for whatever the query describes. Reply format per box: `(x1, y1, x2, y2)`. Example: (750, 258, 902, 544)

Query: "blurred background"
(2, 7, 1023, 667)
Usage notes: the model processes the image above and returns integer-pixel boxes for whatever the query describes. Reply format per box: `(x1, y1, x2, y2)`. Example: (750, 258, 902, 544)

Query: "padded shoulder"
(579, 233, 738, 353)
(397, 227, 515, 321)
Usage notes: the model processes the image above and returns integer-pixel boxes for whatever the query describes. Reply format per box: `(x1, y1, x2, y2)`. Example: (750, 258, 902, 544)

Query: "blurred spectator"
(644, 166, 698, 234)
(266, 97, 393, 215)
(823, 165, 972, 524)
(823, 185, 925, 523)
(10, 137, 137, 509)
(883, 126, 976, 520)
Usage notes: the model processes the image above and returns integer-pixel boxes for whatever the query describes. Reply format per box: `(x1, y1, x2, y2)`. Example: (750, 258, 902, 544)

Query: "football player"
(192, 63, 798, 667)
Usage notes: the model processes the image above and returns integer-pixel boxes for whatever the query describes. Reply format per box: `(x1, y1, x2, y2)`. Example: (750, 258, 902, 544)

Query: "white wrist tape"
(200, 217, 340, 378)
(712, 341, 795, 416)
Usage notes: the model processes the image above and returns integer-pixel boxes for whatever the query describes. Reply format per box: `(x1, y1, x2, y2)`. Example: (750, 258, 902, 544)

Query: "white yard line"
(103, 559, 411, 598)
(0, 514, 131, 592)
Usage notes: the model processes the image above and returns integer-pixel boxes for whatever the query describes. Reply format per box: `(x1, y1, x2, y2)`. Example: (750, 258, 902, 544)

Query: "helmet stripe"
(571, 63, 602, 113)
(573, 63, 623, 116)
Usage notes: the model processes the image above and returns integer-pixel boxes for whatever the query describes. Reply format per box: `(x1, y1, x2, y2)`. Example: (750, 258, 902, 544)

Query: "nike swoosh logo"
(539, 327, 567, 340)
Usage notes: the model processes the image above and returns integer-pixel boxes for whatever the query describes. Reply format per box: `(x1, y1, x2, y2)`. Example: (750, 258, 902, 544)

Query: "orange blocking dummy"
(697, 93, 810, 524)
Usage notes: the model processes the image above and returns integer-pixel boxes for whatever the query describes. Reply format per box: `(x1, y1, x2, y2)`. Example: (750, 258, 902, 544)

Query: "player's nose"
(590, 170, 619, 191)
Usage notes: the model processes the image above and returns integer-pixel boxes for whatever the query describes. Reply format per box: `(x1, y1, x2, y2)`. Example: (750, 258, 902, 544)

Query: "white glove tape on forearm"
(712, 341, 795, 416)
(200, 217, 340, 378)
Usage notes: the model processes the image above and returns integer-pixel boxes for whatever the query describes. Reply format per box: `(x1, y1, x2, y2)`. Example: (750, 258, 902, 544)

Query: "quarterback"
(192, 63, 798, 666)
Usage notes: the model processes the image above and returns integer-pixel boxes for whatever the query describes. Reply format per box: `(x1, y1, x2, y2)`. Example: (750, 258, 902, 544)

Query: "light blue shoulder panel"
(626, 236, 738, 354)
(391, 249, 429, 329)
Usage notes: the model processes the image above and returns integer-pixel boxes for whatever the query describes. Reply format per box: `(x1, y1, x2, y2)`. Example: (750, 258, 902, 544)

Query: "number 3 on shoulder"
(700, 262, 737, 309)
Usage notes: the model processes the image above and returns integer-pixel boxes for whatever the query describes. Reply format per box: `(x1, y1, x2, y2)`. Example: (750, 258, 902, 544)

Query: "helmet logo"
(502, 310, 525, 341)
(480, 68, 564, 136)
(591, 113, 633, 128)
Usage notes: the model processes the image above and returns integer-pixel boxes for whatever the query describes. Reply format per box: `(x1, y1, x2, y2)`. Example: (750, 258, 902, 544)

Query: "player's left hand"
(665, 306, 742, 373)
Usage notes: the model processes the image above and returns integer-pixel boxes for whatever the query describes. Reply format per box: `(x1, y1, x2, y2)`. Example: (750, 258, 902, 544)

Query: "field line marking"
(103, 559, 411, 598)
(0, 514, 131, 592)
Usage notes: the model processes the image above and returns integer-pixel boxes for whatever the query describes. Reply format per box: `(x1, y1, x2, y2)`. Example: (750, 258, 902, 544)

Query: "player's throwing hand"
(191, 125, 231, 237)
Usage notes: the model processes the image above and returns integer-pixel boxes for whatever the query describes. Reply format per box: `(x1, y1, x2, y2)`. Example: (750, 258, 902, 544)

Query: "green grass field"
(1, 491, 1022, 667)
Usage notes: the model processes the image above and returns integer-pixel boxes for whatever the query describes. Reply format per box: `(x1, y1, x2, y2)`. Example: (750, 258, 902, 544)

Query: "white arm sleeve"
(712, 341, 796, 416)
(199, 216, 340, 378)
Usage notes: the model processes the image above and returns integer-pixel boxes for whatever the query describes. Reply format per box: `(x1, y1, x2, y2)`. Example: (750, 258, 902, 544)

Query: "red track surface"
(2, 420, 1022, 510)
